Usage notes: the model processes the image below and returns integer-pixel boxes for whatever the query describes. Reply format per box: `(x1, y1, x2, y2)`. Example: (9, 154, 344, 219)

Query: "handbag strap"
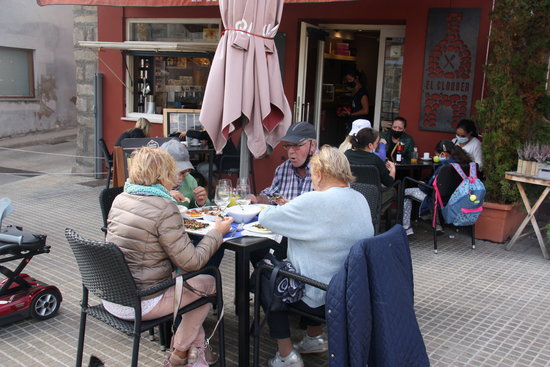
(172, 275, 224, 350)
(252, 257, 285, 336)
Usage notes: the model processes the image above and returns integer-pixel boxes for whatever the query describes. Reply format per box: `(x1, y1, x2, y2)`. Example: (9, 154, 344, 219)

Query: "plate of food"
(243, 221, 273, 234)
(183, 218, 212, 236)
(202, 208, 224, 222)
(184, 206, 218, 220)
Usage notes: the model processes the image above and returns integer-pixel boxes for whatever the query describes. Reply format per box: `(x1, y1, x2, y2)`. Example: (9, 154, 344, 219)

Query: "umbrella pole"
(239, 115, 249, 181)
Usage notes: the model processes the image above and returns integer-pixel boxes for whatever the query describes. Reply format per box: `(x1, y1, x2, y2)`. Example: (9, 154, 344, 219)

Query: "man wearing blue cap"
(252, 122, 317, 205)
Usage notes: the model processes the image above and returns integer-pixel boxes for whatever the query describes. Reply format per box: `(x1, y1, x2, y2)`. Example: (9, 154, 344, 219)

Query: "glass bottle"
(411, 147, 418, 164)
(396, 143, 404, 163)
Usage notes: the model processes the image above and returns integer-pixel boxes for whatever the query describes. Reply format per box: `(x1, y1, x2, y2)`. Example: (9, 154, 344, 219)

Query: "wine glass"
(236, 183, 251, 207)
(218, 179, 232, 190)
(214, 184, 231, 212)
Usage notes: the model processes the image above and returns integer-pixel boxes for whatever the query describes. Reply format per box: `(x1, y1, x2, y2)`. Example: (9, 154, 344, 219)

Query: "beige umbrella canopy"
(200, 0, 291, 164)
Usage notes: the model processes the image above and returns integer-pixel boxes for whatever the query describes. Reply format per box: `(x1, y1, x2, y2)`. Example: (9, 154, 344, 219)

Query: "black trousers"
(266, 300, 325, 339)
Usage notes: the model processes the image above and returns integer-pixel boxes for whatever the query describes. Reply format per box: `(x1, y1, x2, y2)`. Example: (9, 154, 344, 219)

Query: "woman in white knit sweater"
(259, 145, 374, 367)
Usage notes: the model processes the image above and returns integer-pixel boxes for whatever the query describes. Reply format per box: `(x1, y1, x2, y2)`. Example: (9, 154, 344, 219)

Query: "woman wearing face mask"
(452, 119, 483, 170)
(344, 128, 396, 206)
(379, 116, 416, 162)
(401, 139, 471, 236)
(339, 70, 370, 133)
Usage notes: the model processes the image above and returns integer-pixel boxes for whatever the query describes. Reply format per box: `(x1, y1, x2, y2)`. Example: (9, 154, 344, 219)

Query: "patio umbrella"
(200, 0, 292, 178)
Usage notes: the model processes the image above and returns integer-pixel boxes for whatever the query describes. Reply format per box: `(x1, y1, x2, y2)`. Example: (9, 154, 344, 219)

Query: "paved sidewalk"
(0, 134, 549, 367)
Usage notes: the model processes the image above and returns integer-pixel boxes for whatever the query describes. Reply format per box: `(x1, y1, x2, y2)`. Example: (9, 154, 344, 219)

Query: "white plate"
(183, 206, 218, 220)
(183, 219, 213, 236)
(243, 221, 273, 234)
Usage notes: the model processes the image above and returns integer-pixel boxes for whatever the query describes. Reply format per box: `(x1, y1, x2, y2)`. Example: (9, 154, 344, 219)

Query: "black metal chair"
(252, 264, 328, 367)
(351, 182, 382, 235)
(99, 186, 124, 235)
(65, 228, 225, 367)
(350, 164, 401, 229)
(400, 163, 478, 253)
(98, 138, 113, 189)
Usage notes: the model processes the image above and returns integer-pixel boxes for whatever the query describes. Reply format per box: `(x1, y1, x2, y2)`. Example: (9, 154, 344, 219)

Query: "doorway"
(296, 23, 406, 147)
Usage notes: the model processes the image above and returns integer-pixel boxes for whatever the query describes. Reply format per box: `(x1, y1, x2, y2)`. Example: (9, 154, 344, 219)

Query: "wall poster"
(419, 8, 480, 132)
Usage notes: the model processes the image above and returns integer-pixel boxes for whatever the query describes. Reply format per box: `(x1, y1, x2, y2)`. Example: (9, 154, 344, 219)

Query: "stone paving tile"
(1, 140, 549, 367)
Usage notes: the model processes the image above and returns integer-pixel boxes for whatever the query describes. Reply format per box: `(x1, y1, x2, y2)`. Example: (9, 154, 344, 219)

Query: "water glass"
(214, 184, 230, 210)
(236, 183, 251, 206)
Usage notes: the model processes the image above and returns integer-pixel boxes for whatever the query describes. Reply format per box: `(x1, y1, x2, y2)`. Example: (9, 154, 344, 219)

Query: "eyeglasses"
(282, 141, 309, 151)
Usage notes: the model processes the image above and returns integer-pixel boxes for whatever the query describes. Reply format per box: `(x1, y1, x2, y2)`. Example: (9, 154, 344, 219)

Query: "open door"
(373, 27, 406, 129)
(296, 22, 326, 141)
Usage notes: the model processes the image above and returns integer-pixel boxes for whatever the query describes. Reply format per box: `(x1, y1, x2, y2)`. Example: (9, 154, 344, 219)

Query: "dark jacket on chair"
(326, 225, 429, 367)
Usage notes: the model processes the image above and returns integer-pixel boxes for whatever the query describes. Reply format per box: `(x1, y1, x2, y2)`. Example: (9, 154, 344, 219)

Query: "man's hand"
(250, 194, 271, 204)
(214, 216, 233, 235)
(193, 186, 208, 207)
(170, 190, 189, 203)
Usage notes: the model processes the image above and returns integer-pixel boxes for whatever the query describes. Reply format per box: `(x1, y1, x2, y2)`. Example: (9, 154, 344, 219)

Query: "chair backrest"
(99, 186, 124, 229)
(65, 228, 140, 308)
(350, 165, 381, 187)
(98, 138, 113, 167)
(120, 137, 174, 178)
(351, 182, 381, 234)
(435, 163, 476, 205)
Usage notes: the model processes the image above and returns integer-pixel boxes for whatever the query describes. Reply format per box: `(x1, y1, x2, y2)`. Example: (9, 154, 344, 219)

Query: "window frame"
(0, 46, 35, 99)
(123, 18, 220, 122)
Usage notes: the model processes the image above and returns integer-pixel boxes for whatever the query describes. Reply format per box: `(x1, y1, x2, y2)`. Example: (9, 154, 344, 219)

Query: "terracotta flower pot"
(475, 202, 526, 243)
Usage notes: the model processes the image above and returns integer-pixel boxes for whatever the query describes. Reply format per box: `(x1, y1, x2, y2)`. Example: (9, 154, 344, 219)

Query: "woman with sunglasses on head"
(105, 147, 233, 366)
(452, 119, 483, 170)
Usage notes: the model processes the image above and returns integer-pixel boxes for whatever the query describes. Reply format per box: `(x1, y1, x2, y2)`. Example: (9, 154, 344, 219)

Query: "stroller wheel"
(31, 289, 61, 320)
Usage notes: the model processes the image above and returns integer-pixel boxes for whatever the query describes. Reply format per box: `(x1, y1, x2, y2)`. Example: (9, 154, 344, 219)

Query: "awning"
(38, 0, 354, 6)
(78, 41, 217, 52)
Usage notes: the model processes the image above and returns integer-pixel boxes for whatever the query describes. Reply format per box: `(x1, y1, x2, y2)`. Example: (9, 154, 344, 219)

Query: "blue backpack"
(433, 162, 485, 226)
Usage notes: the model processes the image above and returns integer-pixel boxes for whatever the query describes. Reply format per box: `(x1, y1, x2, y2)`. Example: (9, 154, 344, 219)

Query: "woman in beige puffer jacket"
(105, 147, 233, 367)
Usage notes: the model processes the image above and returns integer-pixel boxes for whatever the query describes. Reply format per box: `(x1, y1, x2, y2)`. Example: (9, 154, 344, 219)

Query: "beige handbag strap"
(173, 276, 184, 325)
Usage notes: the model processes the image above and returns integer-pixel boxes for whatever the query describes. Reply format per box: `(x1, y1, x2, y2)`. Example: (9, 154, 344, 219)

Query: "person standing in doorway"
(338, 70, 370, 134)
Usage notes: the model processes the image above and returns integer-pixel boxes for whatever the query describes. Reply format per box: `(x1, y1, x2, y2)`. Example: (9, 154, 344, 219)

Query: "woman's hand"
(214, 216, 233, 235)
(193, 186, 208, 207)
(178, 131, 187, 139)
(385, 160, 396, 178)
(379, 138, 387, 144)
(170, 190, 189, 203)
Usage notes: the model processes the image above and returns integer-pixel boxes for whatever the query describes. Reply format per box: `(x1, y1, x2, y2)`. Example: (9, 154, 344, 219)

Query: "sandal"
(162, 351, 188, 367)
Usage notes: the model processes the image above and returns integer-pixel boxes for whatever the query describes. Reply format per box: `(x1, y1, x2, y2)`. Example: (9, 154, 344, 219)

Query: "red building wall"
(97, 0, 492, 191)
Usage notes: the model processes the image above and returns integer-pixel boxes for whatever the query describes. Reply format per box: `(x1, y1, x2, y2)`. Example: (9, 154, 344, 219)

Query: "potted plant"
(474, 0, 550, 243)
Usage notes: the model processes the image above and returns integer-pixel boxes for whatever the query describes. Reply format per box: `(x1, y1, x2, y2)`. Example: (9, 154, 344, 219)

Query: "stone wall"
(0, 1, 77, 138)
(72, 6, 97, 173)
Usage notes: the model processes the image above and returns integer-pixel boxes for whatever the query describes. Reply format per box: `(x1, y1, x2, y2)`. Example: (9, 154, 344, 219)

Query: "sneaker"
(405, 227, 414, 236)
(293, 332, 328, 354)
(435, 224, 444, 234)
(267, 350, 304, 367)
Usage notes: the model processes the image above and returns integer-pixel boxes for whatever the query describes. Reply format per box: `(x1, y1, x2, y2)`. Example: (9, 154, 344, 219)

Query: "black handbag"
(250, 253, 305, 334)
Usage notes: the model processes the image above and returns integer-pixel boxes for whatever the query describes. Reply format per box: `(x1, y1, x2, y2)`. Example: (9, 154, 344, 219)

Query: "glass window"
(131, 54, 211, 114)
(380, 38, 404, 122)
(0, 47, 34, 98)
(126, 19, 219, 117)
(129, 20, 220, 43)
